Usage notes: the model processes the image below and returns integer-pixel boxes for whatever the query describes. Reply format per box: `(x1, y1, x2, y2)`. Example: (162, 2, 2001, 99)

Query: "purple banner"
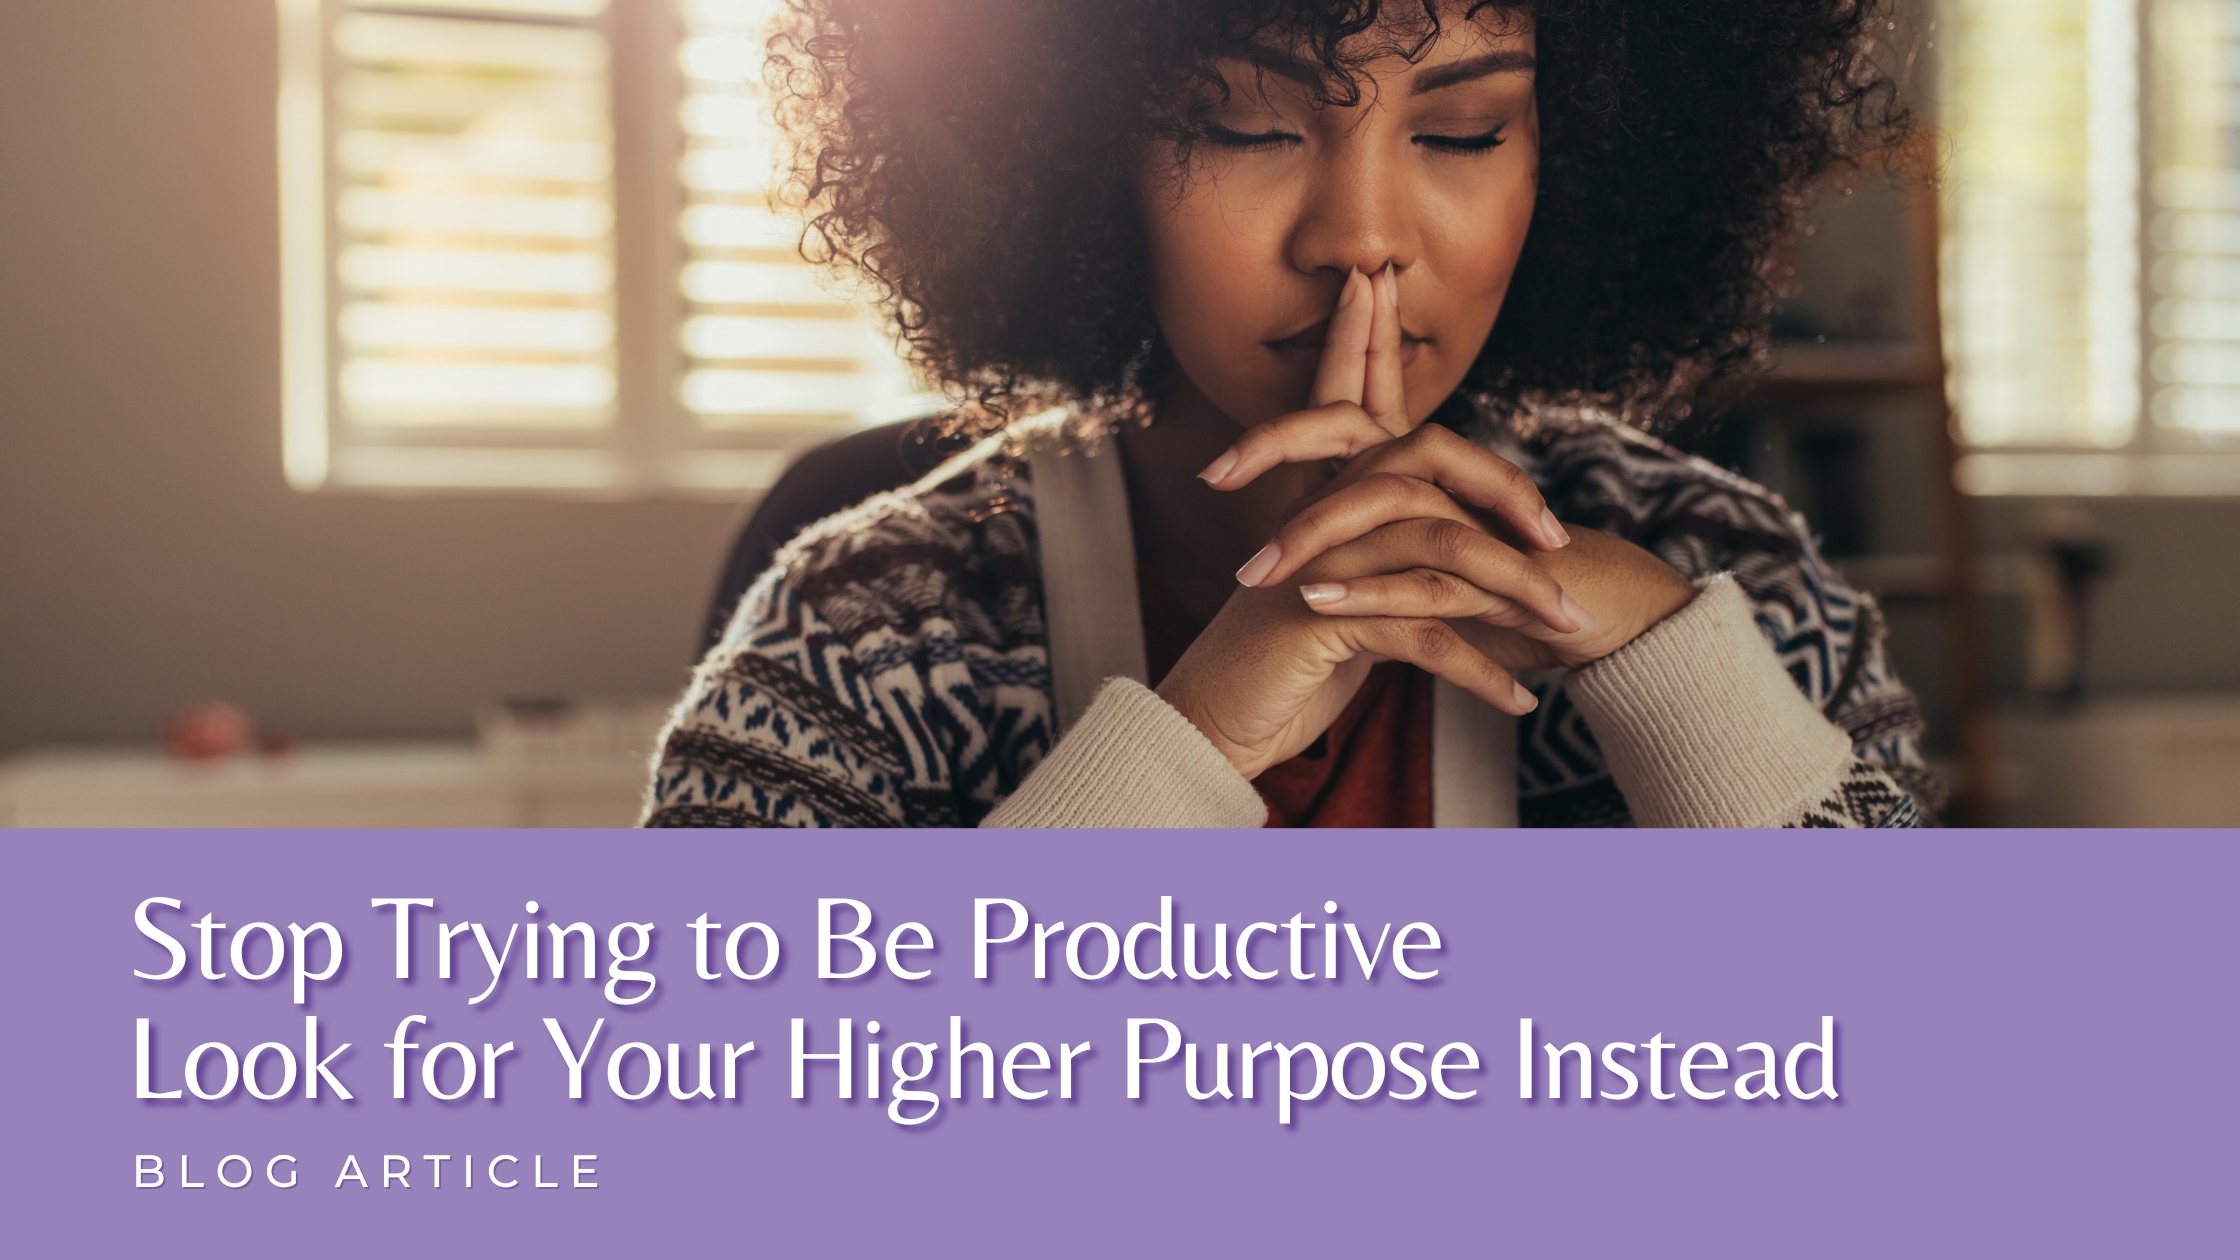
(1, 830, 2230, 1255)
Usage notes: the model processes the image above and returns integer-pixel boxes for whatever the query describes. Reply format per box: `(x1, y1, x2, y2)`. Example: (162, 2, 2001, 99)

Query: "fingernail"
(1511, 681, 1538, 712)
(1235, 541, 1282, 588)
(1337, 269, 1363, 309)
(1539, 507, 1570, 547)
(1300, 582, 1347, 606)
(1197, 449, 1239, 484)
(1559, 591, 1596, 633)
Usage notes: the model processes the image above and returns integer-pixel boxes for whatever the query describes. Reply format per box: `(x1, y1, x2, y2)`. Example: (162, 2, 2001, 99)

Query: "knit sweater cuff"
(1566, 573, 1855, 828)
(981, 677, 1268, 829)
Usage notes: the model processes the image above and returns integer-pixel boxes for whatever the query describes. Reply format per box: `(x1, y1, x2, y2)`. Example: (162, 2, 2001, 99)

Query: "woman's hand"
(1226, 420, 1692, 668)
(1153, 266, 1585, 779)
(1197, 267, 1573, 553)
(1296, 520, 1694, 671)
(1195, 268, 1694, 672)
(1155, 560, 1531, 780)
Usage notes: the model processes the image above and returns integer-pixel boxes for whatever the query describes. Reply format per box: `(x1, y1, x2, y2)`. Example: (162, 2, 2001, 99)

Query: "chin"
(1216, 371, 1314, 427)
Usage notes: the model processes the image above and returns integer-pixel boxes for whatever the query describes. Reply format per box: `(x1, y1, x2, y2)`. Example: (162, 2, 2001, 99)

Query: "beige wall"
(0, 0, 741, 754)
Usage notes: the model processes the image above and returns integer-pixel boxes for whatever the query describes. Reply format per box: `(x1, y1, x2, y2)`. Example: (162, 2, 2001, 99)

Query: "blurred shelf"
(1761, 340, 1940, 390)
(1836, 554, 1947, 598)
(1836, 553, 2025, 600)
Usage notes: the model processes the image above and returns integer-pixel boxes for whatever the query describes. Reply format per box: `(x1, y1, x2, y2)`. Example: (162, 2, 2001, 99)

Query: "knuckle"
(1478, 597, 1531, 627)
(1402, 474, 1454, 509)
(1362, 471, 1418, 504)
(1285, 499, 1340, 540)
(1255, 412, 1318, 446)
(1406, 566, 1452, 598)
(1406, 618, 1456, 660)
(1422, 518, 1477, 566)
(1495, 459, 1543, 499)
(1516, 564, 1562, 602)
(1233, 431, 1281, 461)
(1342, 417, 1390, 456)
(1344, 441, 1395, 470)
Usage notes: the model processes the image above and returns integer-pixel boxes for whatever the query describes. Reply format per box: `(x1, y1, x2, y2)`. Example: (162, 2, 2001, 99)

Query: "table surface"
(0, 742, 651, 828)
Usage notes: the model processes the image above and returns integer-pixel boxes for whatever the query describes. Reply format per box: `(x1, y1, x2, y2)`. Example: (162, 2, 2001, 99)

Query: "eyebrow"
(1411, 50, 1536, 95)
(1232, 46, 1536, 95)
(1237, 47, 1326, 89)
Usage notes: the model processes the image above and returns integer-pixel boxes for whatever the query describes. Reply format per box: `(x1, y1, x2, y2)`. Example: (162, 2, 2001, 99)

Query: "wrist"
(1552, 567, 1696, 667)
(1154, 675, 1264, 779)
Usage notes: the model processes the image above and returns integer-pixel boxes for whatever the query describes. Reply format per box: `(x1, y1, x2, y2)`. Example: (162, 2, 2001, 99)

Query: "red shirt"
(1137, 566, 1434, 827)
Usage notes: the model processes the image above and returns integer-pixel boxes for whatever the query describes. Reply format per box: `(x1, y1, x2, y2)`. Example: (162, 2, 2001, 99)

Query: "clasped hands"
(1155, 265, 1694, 779)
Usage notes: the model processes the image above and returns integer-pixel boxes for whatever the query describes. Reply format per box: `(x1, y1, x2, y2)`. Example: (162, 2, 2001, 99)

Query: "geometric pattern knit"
(643, 407, 1935, 829)
(1483, 416, 1938, 827)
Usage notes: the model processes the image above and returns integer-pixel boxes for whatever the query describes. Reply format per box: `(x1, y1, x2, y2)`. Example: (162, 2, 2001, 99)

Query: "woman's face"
(1139, 13, 1538, 431)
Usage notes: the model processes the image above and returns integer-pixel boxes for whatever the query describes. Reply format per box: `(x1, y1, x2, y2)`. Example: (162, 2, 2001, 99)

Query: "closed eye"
(1414, 126, 1507, 154)
(1202, 120, 1301, 152)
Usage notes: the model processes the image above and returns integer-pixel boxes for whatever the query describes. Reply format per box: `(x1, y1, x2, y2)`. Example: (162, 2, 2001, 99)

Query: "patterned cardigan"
(643, 413, 1938, 828)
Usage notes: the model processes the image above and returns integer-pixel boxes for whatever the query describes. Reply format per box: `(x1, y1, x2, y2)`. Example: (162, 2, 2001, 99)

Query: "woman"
(645, 0, 1937, 828)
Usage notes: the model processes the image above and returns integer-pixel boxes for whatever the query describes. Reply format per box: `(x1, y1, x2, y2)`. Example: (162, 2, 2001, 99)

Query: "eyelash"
(1416, 126, 1507, 154)
(1200, 121, 1507, 154)
(1201, 122, 1297, 152)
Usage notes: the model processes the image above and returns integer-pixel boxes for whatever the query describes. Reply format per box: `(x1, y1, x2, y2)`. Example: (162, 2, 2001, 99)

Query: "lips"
(1264, 318, 1428, 368)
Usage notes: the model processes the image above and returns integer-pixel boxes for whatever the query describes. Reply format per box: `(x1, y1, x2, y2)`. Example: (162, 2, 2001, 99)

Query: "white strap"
(1432, 680, 1519, 827)
(1028, 433, 1149, 736)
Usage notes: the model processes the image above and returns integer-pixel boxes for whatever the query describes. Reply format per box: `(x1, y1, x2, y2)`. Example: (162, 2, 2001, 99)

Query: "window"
(1944, 0, 2240, 494)
(277, 0, 930, 495)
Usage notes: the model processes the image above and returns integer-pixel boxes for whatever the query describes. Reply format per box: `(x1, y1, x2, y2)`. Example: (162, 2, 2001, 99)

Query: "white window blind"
(2147, 0, 2240, 435)
(1941, 0, 2139, 449)
(278, 0, 926, 495)
(665, 0, 922, 492)
(1944, 0, 2240, 493)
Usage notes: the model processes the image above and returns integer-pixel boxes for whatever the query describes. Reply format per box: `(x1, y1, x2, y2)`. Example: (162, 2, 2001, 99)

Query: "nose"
(1284, 125, 1418, 284)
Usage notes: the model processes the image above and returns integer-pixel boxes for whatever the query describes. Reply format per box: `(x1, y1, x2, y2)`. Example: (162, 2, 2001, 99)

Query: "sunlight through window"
(279, 0, 931, 494)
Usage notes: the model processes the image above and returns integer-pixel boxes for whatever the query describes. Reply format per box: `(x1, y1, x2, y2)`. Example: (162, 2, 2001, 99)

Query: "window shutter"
(278, 0, 928, 495)
(1940, 0, 2141, 449)
(664, 0, 927, 494)
(2148, 0, 2240, 437)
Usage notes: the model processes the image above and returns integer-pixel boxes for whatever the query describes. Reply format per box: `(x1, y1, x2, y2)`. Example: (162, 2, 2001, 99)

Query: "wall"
(0, 0, 742, 754)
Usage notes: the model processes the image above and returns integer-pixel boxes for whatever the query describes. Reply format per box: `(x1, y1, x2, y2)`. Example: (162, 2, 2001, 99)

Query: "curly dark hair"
(768, 0, 1909, 427)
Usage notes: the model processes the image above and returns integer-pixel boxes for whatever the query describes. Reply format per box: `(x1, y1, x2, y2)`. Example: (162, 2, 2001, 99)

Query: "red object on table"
(165, 703, 253, 761)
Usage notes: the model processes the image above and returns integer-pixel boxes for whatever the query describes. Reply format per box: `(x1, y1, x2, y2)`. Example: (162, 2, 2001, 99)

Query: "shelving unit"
(1729, 151, 1998, 824)
(1764, 340, 1940, 390)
